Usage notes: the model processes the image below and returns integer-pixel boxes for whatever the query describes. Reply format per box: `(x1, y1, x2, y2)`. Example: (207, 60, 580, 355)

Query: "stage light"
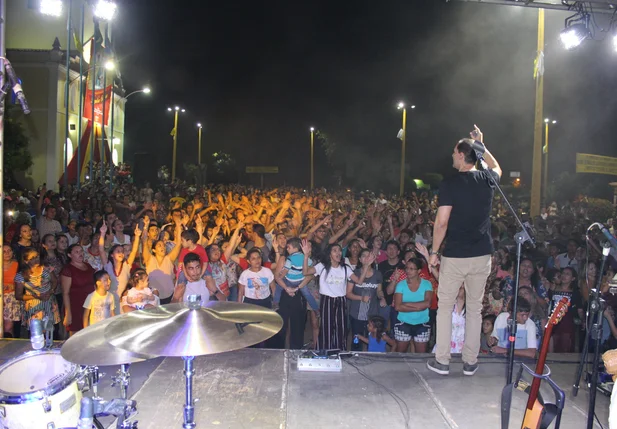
(175, 106, 180, 111)
(560, 24, 588, 50)
(181, 109, 186, 113)
(104, 60, 115, 70)
(197, 123, 202, 128)
(310, 127, 314, 132)
(167, 107, 172, 111)
(397, 102, 405, 110)
(40, 0, 63, 17)
(142, 87, 151, 94)
(411, 105, 416, 109)
(93, 0, 117, 21)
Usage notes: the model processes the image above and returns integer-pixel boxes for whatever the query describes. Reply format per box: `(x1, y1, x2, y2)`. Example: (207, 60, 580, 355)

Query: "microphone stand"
(475, 150, 535, 386)
(572, 239, 611, 429)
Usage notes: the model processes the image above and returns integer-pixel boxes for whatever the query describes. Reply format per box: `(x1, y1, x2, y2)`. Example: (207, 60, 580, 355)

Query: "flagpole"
(101, 67, 106, 185)
(89, 34, 96, 184)
(76, 3, 84, 190)
(63, 0, 72, 189)
(530, 8, 545, 218)
(109, 21, 115, 192)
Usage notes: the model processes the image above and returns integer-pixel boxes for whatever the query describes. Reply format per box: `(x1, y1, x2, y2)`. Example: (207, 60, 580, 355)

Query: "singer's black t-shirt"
(438, 169, 499, 258)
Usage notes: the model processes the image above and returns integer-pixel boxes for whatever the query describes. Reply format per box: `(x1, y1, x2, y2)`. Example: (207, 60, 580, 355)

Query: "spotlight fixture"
(40, 0, 63, 17)
(560, 23, 589, 50)
(93, 0, 117, 21)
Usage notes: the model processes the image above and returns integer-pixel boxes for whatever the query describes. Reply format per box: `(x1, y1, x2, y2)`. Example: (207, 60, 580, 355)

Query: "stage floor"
(0, 340, 610, 428)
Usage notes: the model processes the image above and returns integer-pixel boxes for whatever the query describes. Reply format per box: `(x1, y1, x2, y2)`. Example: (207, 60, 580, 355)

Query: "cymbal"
(61, 315, 156, 366)
(104, 297, 283, 357)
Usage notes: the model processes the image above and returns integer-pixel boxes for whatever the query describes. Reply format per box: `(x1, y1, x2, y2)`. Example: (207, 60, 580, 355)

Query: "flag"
(543, 144, 548, 154)
(397, 129, 404, 141)
(533, 51, 544, 79)
(170, 127, 177, 137)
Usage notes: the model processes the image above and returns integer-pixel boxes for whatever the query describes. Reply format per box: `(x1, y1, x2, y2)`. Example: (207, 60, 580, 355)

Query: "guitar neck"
(525, 324, 554, 411)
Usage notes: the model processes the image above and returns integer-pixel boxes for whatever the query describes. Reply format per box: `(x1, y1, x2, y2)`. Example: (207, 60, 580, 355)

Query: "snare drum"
(0, 349, 82, 429)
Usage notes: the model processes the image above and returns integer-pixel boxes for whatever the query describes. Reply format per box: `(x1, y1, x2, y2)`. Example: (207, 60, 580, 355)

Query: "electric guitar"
(521, 296, 569, 429)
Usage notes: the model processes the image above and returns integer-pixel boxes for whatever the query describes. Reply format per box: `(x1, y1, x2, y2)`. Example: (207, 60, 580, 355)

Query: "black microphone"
(30, 318, 44, 350)
(599, 223, 617, 250)
(76, 397, 94, 429)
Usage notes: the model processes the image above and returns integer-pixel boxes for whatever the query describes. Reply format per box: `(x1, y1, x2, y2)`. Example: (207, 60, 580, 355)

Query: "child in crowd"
(279, 238, 319, 310)
(486, 279, 504, 316)
(488, 297, 538, 359)
(125, 270, 159, 310)
(355, 315, 396, 352)
(83, 270, 116, 328)
(480, 314, 496, 353)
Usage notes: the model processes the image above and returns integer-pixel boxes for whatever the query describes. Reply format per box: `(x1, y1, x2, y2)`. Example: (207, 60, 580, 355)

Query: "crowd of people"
(2, 148, 617, 363)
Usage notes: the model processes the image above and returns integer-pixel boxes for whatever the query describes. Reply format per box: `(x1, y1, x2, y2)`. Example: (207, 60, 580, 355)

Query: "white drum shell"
(0, 350, 81, 429)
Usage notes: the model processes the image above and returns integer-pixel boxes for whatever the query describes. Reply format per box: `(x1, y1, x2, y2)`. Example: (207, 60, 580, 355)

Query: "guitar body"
(521, 399, 544, 429)
(520, 297, 569, 429)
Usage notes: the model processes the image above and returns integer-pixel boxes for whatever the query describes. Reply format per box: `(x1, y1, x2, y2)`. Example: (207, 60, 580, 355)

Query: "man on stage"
(427, 125, 502, 376)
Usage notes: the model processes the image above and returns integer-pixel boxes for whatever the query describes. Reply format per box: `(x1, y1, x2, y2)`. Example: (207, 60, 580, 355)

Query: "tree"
(183, 163, 208, 187)
(206, 151, 237, 184)
(4, 105, 33, 188)
(422, 173, 443, 189)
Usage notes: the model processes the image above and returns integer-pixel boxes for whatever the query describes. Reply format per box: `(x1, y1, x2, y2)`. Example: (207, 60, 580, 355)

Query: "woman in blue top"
(393, 258, 433, 353)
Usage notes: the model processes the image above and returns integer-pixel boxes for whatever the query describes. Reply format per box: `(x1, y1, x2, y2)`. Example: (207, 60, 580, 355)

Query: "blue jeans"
(282, 278, 319, 311)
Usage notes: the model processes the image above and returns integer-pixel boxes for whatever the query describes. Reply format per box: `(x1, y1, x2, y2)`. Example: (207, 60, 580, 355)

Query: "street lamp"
(168, 106, 185, 181)
(40, 0, 63, 16)
(124, 87, 151, 100)
(197, 123, 203, 165)
(543, 118, 557, 206)
(93, 0, 117, 21)
(310, 127, 315, 190)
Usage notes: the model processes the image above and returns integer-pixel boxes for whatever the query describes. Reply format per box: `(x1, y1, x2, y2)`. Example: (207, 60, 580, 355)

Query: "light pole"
(310, 127, 315, 190)
(543, 118, 557, 206)
(197, 123, 203, 165)
(109, 86, 149, 190)
(168, 106, 185, 181)
(397, 102, 415, 196)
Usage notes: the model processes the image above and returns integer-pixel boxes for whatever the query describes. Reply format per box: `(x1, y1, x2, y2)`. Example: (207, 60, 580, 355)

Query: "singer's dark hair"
(457, 138, 478, 164)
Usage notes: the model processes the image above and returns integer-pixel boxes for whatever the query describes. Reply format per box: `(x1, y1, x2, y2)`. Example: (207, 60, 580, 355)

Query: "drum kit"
(0, 295, 283, 429)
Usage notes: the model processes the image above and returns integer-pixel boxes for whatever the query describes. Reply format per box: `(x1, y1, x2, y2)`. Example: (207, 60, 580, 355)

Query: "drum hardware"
(110, 364, 131, 400)
(104, 296, 283, 428)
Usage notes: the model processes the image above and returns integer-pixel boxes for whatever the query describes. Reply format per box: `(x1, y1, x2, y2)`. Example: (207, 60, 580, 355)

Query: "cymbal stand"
(182, 356, 197, 429)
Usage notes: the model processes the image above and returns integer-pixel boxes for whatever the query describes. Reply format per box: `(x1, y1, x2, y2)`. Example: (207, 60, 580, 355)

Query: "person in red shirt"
(177, 229, 208, 282)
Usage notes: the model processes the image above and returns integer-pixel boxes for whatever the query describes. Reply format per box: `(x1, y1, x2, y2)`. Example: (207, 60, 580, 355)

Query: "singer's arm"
(482, 148, 502, 179)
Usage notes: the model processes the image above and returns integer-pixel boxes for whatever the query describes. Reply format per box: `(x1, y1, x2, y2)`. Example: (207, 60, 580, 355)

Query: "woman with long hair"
(60, 244, 95, 336)
(3, 245, 21, 337)
(346, 249, 384, 351)
(549, 267, 584, 353)
(143, 219, 182, 305)
(393, 258, 433, 353)
(15, 247, 60, 335)
(579, 260, 598, 303)
(99, 221, 141, 309)
(56, 234, 69, 262)
(502, 257, 548, 309)
(301, 240, 352, 351)
(11, 223, 32, 263)
(40, 234, 66, 332)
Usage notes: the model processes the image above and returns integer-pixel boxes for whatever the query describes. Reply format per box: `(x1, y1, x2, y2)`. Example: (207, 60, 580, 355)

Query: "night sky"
(112, 1, 617, 190)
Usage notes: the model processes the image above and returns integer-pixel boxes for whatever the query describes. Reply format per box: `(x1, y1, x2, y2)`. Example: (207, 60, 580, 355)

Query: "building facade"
(6, 0, 126, 190)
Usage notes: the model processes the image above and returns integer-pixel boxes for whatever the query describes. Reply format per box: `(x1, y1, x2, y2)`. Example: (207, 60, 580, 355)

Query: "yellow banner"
(576, 153, 617, 176)
(246, 166, 278, 174)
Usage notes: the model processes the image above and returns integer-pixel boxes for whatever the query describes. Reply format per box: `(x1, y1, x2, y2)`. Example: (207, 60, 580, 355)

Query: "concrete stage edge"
(0, 340, 610, 428)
